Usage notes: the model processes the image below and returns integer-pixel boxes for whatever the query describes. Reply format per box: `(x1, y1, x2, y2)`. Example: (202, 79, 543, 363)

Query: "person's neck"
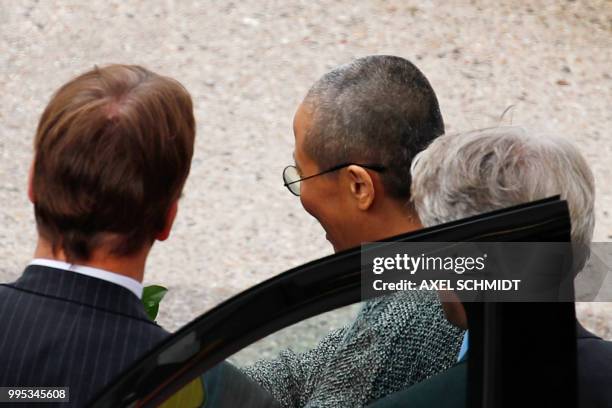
(366, 200, 422, 241)
(33, 238, 147, 283)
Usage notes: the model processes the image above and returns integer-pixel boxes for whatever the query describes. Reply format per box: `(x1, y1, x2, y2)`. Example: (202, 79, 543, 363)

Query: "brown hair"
(32, 64, 195, 261)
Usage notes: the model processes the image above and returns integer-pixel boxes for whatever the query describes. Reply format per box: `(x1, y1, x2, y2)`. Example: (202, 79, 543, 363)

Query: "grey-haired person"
(368, 127, 611, 408)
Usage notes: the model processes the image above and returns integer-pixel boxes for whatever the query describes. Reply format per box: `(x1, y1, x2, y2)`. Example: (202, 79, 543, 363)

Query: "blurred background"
(1, 0, 610, 343)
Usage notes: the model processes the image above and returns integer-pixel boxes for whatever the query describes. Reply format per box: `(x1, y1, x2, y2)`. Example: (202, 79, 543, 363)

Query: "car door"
(88, 196, 575, 408)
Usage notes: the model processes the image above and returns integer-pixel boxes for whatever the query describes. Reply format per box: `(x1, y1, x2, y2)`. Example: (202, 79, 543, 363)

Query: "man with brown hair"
(0, 64, 195, 406)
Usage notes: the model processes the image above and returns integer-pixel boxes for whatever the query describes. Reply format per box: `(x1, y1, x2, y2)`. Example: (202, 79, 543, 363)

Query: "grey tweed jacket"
(242, 290, 464, 408)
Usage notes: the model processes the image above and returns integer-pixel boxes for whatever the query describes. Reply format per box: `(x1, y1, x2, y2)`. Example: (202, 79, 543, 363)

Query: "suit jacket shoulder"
(0, 265, 169, 407)
(577, 323, 612, 408)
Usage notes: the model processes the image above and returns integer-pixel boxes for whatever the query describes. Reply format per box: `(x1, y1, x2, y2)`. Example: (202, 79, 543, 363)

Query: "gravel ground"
(1, 0, 611, 363)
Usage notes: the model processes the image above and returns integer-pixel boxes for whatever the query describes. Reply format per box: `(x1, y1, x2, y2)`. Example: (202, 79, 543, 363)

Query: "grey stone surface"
(1, 0, 610, 355)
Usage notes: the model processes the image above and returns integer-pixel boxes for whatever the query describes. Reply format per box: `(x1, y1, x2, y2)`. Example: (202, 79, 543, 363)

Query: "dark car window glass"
(229, 303, 360, 366)
(153, 303, 362, 407)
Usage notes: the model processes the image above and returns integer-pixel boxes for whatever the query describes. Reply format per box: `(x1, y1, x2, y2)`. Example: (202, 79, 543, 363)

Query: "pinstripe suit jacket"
(0, 264, 169, 407)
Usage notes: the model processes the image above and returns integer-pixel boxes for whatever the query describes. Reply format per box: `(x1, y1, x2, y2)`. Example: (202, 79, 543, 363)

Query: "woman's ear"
(155, 201, 179, 242)
(346, 165, 375, 211)
(28, 160, 35, 204)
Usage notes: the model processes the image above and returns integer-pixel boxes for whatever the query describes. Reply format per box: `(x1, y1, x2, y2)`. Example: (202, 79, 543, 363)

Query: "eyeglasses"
(282, 162, 386, 196)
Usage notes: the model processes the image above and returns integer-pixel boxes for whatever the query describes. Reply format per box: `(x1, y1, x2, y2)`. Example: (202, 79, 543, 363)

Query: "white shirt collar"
(29, 258, 143, 299)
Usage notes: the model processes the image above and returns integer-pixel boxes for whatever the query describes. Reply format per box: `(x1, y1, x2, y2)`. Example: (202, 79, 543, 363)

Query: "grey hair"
(302, 55, 445, 200)
(410, 126, 595, 249)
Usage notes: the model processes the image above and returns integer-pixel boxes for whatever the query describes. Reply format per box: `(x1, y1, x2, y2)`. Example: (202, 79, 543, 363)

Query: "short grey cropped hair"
(410, 126, 595, 248)
(303, 55, 445, 200)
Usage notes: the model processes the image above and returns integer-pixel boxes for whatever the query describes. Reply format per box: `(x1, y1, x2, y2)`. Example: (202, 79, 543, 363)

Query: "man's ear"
(155, 200, 179, 242)
(346, 165, 375, 211)
(27, 160, 35, 204)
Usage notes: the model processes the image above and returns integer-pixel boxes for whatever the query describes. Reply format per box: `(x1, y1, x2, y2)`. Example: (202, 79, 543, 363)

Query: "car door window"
(152, 303, 363, 408)
(229, 303, 361, 366)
